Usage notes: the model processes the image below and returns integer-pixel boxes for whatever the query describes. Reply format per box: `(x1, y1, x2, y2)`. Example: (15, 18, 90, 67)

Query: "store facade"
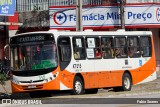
(50, 4, 160, 66)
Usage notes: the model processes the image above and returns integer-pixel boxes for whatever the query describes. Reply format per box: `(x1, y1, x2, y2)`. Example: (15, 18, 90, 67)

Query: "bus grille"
(20, 80, 44, 83)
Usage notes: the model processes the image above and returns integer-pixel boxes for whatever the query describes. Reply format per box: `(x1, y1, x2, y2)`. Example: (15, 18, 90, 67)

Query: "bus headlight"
(12, 79, 19, 84)
(42, 72, 59, 83)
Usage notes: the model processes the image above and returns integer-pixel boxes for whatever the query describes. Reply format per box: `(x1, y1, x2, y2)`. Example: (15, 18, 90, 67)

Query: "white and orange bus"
(8, 29, 157, 97)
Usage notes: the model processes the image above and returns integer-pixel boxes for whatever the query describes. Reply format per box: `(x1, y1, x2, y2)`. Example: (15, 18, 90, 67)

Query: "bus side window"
(127, 36, 140, 58)
(57, 36, 71, 70)
(101, 37, 114, 59)
(86, 37, 101, 59)
(61, 46, 71, 61)
(115, 37, 127, 58)
(140, 36, 152, 57)
(72, 37, 86, 60)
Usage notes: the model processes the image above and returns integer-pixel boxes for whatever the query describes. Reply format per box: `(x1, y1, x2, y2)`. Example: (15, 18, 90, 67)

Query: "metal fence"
(16, 0, 160, 12)
(126, 0, 160, 3)
(16, 0, 103, 12)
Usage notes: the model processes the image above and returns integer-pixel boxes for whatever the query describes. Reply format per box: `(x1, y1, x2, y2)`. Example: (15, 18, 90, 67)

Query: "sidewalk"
(0, 80, 11, 94)
(156, 67, 160, 78)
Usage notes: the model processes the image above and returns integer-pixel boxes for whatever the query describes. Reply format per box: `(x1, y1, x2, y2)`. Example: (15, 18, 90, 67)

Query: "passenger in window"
(95, 48, 101, 58)
(107, 40, 112, 47)
(134, 49, 140, 57)
(136, 50, 140, 54)
(101, 43, 105, 49)
(142, 47, 150, 56)
(115, 48, 121, 57)
(74, 49, 80, 59)
(103, 49, 112, 58)
(128, 48, 134, 57)
(111, 48, 114, 57)
(34, 51, 41, 61)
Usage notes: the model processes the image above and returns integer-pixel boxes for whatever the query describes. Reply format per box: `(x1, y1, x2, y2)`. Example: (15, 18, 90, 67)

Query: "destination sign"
(10, 34, 54, 44)
(18, 36, 45, 43)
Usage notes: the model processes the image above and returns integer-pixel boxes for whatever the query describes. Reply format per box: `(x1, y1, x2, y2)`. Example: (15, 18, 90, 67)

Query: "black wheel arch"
(71, 73, 85, 95)
(74, 73, 85, 86)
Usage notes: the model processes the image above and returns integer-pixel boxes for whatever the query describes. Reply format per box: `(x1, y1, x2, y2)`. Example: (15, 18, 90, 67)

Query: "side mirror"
(4, 44, 10, 60)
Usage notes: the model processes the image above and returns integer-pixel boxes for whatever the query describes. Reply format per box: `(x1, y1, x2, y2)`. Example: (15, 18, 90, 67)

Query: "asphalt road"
(1, 92, 160, 107)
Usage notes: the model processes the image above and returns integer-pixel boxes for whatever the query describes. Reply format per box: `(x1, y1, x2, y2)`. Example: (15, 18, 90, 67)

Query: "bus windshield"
(10, 43, 58, 71)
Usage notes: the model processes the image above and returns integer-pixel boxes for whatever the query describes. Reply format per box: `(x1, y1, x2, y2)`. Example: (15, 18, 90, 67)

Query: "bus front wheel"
(71, 76, 84, 95)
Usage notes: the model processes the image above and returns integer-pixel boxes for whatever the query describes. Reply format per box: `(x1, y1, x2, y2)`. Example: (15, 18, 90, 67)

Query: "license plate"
(28, 85, 36, 89)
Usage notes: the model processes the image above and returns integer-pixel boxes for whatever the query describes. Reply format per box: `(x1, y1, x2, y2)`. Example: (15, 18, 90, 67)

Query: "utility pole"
(120, 0, 125, 29)
(76, 0, 83, 31)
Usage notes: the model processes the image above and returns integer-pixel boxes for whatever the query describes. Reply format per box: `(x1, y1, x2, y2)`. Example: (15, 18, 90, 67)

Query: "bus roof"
(13, 29, 152, 38)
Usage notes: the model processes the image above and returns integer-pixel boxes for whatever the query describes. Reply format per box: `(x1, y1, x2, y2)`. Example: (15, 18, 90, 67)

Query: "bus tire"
(71, 76, 84, 95)
(85, 88, 98, 94)
(122, 73, 132, 91)
(113, 73, 132, 92)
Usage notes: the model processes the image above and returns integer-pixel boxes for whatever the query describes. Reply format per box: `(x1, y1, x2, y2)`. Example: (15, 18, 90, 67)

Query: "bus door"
(57, 36, 72, 71)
